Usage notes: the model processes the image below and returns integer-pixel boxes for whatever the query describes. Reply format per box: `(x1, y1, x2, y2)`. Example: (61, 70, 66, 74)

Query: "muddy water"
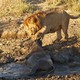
(0, 61, 80, 79)
(0, 63, 30, 78)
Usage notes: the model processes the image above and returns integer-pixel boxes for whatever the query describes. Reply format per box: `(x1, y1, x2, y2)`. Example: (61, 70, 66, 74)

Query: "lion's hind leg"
(62, 19, 69, 41)
(62, 25, 69, 41)
(56, 28, 62, 41)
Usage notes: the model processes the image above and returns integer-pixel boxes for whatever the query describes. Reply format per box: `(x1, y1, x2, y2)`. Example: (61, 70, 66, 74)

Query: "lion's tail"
(69, 14, 80, 19)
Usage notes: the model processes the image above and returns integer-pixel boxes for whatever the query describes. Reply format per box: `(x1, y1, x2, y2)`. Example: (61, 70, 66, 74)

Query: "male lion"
(22, 8, 80, 41)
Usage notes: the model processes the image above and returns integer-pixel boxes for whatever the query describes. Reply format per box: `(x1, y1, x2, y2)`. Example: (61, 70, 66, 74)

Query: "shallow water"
(0, 61, 80, 79)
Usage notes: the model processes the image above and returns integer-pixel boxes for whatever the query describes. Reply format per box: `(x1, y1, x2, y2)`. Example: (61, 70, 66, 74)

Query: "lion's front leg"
(31, 26, 47, 46)
(34, 26, 47, 40)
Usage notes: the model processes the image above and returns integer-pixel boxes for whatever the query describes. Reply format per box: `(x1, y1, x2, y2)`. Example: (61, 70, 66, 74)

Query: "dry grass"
(0, 0, 35, 18)
(0, 0, 80, 18)
(64, 0, 80, 12)
(46, 0, 80, 12)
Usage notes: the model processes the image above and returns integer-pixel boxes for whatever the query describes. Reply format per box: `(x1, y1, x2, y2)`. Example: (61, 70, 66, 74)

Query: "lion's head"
(22, 11, 46, 36)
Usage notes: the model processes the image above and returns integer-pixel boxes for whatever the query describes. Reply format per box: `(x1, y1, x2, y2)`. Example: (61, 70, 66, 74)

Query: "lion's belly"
(44, 17, 62, 34)
(46, 24, 61, 34)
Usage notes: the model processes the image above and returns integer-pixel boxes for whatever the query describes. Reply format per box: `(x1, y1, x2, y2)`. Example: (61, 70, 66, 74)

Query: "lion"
(22, 8, 80, 41)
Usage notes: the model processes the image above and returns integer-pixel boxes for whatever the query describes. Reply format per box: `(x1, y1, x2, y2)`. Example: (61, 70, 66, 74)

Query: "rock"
(27, 51, 54, 75)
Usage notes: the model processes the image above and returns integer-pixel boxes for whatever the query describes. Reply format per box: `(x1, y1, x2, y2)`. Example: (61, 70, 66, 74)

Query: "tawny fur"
(22, 8, 80, 41)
